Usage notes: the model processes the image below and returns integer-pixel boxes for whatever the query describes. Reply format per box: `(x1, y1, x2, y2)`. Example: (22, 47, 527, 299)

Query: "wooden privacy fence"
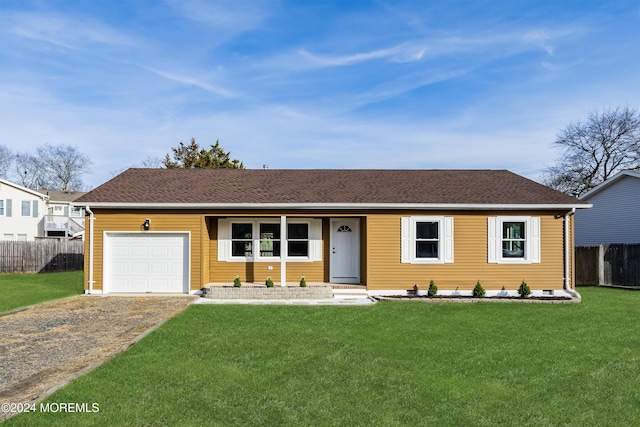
(0, 240, 84, 273)
(576, 244, 640, 287)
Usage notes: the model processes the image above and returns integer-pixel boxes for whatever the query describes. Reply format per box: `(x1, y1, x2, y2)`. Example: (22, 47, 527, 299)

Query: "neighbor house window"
(287, 223, 309, 257)
(21, 201, 31, 217)
(17, 234, 27, 241)
(0, 200, 4, 216)
(70, 206, 84, 217)
(3, 234, 13, 241)
(488, 217, 540, 264)
(401, 216, 454, 264)
(231, 223, 253, 257)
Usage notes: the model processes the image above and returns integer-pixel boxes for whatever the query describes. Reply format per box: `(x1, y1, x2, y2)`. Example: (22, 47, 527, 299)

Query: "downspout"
(564, 208, 576, 296)
(85, 206, 95, 294)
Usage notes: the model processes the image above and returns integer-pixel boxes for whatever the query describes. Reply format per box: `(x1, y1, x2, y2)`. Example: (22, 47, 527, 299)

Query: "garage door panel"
(169, 263, 183, 274)
(131, 263, 149, 274)
(110, 262, 130, 274)
(150, 262, 169, 274)
(111, 246, 130, 258)
(129, 279, 150, 292)
(149, 278, 170, 291)
(150, 246, 169, 258)
(105, 233, 188, 293)
(131, 246, 150, 258)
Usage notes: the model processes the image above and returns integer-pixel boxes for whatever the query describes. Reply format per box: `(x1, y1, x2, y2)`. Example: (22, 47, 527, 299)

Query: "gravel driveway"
(0, 295, 196, 416)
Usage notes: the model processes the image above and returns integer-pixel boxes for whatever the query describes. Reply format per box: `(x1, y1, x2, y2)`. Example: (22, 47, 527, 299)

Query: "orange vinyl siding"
(83, 209, 204, 292)
(84, 208, 574, 293)
(365, 211, 568, 291)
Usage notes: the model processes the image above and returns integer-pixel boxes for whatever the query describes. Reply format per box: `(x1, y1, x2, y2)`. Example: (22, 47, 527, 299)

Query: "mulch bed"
(0, 295, 196, 416)
(374, 295, 574, 302)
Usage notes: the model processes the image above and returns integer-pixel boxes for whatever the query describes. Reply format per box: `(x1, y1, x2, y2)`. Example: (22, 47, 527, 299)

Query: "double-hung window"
(401, 216, 454, 264)
(488, 216, 540, 264)
(0, 200, 4, 216)
(259, 223, 281, 257)
(231, 223, 253, 257)
(21, 200, 31, 217)
(416, 221, 439, 259)
(502, 221, 526, 258)
(287, 223, 309, 257)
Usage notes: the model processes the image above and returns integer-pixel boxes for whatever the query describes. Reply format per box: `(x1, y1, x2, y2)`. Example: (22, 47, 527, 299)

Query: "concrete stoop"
(202, 286, 334, 300)
(331, 288, 370, 300)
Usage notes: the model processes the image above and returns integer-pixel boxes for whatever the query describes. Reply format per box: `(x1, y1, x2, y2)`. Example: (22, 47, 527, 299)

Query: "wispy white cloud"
(166, 0, 275, 32)
(1, 11, 136, 50)
(263, 25, 577, 73)
(139, 65, 240, 99)
(298, 42, 427, 68)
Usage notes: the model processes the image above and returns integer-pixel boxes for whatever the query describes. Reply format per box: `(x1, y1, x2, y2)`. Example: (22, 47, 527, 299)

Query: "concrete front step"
(332, 289, 370, 299)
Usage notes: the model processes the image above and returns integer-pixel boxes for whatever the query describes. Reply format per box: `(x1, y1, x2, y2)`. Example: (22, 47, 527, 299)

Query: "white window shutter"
(443, 217, 454, 263)
(310, 219, 322, 261)
(217, 219, 231, 261)
(401, 217, 411, 263)
(530, 217, 541, 263)
(487, 217, 498, 263)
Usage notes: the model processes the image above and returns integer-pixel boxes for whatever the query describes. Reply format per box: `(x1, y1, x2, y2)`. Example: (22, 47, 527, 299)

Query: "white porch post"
(280, 215, 287, 287)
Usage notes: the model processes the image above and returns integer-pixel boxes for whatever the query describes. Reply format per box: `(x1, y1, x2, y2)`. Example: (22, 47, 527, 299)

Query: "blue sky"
(1, 0, 639, 189)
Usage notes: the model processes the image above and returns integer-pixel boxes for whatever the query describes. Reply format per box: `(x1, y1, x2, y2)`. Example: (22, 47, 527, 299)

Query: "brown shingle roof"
(75, 168, 586, 207)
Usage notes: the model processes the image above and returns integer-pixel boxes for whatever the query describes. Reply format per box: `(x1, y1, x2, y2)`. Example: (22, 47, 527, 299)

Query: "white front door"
(330, 219, 360, 283)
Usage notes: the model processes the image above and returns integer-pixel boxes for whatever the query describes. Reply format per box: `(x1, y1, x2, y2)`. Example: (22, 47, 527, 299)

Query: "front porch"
(206, 215, 365, 287)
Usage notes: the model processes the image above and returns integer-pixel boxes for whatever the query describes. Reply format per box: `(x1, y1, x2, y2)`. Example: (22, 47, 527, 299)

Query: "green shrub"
(472, 280, 485, 298)
(300, 276, 307, 287)
(233, 275, 242, 287)
(265, 277, 274, 288)
(518, 280, 531, 297)
(428, 280, 438, 297)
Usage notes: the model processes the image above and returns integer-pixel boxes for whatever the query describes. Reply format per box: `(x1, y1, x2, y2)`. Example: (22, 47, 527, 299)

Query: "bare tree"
(543, 106, 640, 196)
(0, 145, 14, 179)
(14, 152, 44, 188)
(138, 156, 164, 168)
(109, 156, 164, 178)
(16, 144, 92, 191)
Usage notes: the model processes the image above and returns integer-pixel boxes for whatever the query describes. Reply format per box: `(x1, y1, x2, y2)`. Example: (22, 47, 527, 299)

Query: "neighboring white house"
(0, 179, 86, 240)
(0, 178, 48, 241)
(575, 170, 640, 245)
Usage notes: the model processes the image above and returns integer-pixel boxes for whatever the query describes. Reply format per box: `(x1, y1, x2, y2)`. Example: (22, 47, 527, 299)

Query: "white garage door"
(105, 233, 189, 293)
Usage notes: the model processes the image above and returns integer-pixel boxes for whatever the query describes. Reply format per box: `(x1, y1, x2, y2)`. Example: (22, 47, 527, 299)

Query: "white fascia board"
(81, 202, 591, 210)
(0, 178, 49, 200)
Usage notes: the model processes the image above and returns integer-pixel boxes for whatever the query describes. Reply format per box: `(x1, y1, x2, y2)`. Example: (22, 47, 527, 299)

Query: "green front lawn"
(7, 287, 640, 426)
(0, 271, 84, 313)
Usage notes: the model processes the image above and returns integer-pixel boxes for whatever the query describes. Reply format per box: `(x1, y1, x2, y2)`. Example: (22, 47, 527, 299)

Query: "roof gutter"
(77, 202, 592, 211)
